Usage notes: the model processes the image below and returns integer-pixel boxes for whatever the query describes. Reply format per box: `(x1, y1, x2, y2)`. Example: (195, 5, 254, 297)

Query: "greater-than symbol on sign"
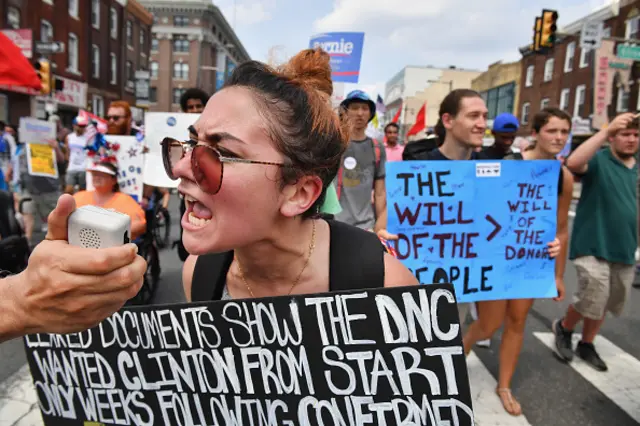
(485, 214, 502, 241)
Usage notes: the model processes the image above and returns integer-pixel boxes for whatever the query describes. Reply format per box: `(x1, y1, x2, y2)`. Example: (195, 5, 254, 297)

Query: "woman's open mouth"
(183, 194, 212, 227)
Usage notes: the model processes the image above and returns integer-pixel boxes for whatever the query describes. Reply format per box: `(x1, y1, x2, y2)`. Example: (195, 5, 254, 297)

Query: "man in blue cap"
(336, 90, 390, 236)
(479, 112, 519, 160)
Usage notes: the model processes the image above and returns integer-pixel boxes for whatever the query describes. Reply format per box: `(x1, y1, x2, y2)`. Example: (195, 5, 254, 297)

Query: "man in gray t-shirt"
(335, 90, 388, 232)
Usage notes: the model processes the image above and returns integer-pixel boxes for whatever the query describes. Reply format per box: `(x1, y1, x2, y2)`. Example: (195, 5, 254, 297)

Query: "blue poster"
(309, 32, 365, 83)
(386, 160, 560, 303)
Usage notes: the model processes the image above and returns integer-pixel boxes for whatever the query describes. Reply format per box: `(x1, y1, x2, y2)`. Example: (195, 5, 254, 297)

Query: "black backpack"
(191, 220, 386, 301)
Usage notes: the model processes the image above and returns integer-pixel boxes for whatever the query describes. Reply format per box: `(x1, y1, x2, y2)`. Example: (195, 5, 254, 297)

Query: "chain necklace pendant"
(237, 220, 317, 299)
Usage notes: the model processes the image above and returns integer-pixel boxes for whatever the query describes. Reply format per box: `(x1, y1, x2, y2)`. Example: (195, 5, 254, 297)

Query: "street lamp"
(428, 79, 454, 93)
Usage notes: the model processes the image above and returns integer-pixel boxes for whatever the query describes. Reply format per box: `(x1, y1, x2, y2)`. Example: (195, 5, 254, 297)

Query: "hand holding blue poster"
(386, 160, 560, 303)
(309, 32, 364, 83)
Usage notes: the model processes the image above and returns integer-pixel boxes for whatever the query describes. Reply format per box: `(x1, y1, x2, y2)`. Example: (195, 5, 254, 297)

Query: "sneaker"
(552, 318, 574, 361)
(576, 342, 608, 372)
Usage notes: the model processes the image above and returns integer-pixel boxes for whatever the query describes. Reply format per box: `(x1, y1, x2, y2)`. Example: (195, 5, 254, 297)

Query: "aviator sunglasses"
(161, 137, 286, 194)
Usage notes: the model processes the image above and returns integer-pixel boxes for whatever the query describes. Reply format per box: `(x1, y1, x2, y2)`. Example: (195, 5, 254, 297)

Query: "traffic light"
(540, 9, 559, 48)
(532, 16, 542, 52)
(34, 59, 51, 94)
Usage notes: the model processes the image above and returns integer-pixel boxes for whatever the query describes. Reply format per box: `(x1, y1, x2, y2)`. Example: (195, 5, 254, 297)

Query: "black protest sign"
(24, 285, 474, 425)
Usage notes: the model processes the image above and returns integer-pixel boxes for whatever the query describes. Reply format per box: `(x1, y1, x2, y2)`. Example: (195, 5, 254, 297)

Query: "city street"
(1, 195, 640, 426)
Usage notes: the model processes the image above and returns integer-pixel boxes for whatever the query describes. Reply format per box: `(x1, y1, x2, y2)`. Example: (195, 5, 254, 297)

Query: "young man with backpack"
(336, 90, 389, 235)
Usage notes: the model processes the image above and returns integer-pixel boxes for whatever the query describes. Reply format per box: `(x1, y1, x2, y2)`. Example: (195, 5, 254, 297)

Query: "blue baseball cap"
(341, 90, 376, 122)
(492, 113, 519, 133)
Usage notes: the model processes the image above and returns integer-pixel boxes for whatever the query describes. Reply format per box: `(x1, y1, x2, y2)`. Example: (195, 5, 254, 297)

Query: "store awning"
(0, 32, 41, 90)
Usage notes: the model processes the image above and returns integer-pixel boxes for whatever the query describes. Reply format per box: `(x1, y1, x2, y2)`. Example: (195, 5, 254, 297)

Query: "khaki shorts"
(573, 256, 635, 320)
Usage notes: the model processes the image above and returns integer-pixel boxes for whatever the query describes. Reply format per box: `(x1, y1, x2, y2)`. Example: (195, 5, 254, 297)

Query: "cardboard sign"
(18, 117, 56, 145)
(24, 285, 474, 425)
(26, 143, 58, 179)
(386, 160, 560, 303)
(143, 113, 199, 188)
(85, 136, 144, 202)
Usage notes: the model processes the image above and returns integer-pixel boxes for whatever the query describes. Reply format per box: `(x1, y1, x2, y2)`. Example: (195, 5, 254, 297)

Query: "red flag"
(391, 103, 402, 123)
(0, 32, 41, 90)
(407, 102, 427, 136)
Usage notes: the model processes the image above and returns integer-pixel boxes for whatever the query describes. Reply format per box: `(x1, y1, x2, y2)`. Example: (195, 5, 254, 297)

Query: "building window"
(603, 27, 611, 38)
(564, 42, 575, 72)
(626, 16, 640, 40)
(617, 87, 630, 112)
(174, 16, 189, 27)
(173, 62, 189, 79)
(126, 20, 133, 46)
(140, 30, 146, 50)
(151, 37, 159, 52)
(173, 38, 189, 53)
(69, 0, 78, 18)
(40, 20, 53, 42)
(150, 61, 159, 78)
(110, 7, 118, 39)
(484, 82, 515, 120)
(522, 102, 530, 124)
(173, 88, 186, 104)
(68, 33, 78, 71)
(540, 98, 550, 110)
(7, 6, 20, 29)
(574, 85, 586, 117)
(126, 61, 133, 83)
(543, 59, 554, 82)
(579, 48, 592, 68)
(525, 65, 534, 87)
(110, 53, 117, 84)
(559, 88, 570, 111)
(92, 95, 104, 118)
(92, 0, 100, 29)
(149, 87, 158, 103)
(92, 45, 100, 78)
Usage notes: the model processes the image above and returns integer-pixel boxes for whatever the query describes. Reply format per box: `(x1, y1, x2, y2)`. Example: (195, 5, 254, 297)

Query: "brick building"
(517, 0, 640, 137)
(0, 0, 151, 126)
(139, 0, 251, 112)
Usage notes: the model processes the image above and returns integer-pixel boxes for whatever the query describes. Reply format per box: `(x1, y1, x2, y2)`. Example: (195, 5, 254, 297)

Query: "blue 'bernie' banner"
(386, 160, 560, 303)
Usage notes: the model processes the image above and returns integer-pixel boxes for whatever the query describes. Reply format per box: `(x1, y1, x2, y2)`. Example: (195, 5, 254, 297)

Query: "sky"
(214, 0, 614, 100)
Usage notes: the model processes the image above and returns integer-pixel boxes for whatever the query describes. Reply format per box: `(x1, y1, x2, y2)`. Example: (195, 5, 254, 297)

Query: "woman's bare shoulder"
(383, 252, 419, 288)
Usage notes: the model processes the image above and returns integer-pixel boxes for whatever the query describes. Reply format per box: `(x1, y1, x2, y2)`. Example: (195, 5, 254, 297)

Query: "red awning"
(0, 32, 41, 90)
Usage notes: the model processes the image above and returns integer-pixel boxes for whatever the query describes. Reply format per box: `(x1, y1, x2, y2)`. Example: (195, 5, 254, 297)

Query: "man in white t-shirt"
(63, 115, 90, 194)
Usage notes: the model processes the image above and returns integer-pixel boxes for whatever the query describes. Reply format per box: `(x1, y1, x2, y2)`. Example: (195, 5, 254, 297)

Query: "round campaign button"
(343, 157, 357, 170)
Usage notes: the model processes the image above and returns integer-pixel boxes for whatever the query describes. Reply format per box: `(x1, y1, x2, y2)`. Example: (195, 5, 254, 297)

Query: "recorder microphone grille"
(79, 228, 101, 248)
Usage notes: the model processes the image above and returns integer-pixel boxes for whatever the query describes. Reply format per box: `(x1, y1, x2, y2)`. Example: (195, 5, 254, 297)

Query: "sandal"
(496, 388, 522, 416)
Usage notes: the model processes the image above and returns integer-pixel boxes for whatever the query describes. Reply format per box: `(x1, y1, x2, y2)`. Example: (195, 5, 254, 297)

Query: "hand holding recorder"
(0, 194, 146, 342)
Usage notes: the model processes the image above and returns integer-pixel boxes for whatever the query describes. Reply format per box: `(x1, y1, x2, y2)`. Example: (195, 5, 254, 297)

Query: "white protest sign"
(18, 117, 56, 145)
(86, 136, 144, 202)
(143, 112, 199, 188)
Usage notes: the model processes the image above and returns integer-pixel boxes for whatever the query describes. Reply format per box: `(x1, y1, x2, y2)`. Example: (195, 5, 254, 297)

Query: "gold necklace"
(236, 220, 317, 298)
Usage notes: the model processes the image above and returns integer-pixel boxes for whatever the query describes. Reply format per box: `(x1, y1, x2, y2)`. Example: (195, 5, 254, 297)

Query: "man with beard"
(478, 112, 519, 160)
(106, 101, 138, 136)
(553, 112, 638, 372)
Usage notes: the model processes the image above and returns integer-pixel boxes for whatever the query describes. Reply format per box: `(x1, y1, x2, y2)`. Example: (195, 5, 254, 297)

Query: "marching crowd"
(0, 47, 637, 418)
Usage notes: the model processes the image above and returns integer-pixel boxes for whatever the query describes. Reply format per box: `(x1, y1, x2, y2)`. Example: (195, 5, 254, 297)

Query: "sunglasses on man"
(161, 137, 286, 194)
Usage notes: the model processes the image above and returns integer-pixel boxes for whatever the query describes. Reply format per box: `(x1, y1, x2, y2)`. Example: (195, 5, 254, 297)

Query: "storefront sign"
(1, 29, 32, 58)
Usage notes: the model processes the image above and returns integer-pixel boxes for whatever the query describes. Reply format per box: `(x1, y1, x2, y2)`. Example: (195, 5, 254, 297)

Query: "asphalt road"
(1, 198, 639, 426)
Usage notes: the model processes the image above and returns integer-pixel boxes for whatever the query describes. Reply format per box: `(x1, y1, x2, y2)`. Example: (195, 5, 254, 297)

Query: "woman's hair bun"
(282, 48, 333, 97)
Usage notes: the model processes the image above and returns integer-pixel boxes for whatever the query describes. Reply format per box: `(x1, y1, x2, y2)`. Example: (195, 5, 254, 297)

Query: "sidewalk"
(0, 366, 41, 426)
